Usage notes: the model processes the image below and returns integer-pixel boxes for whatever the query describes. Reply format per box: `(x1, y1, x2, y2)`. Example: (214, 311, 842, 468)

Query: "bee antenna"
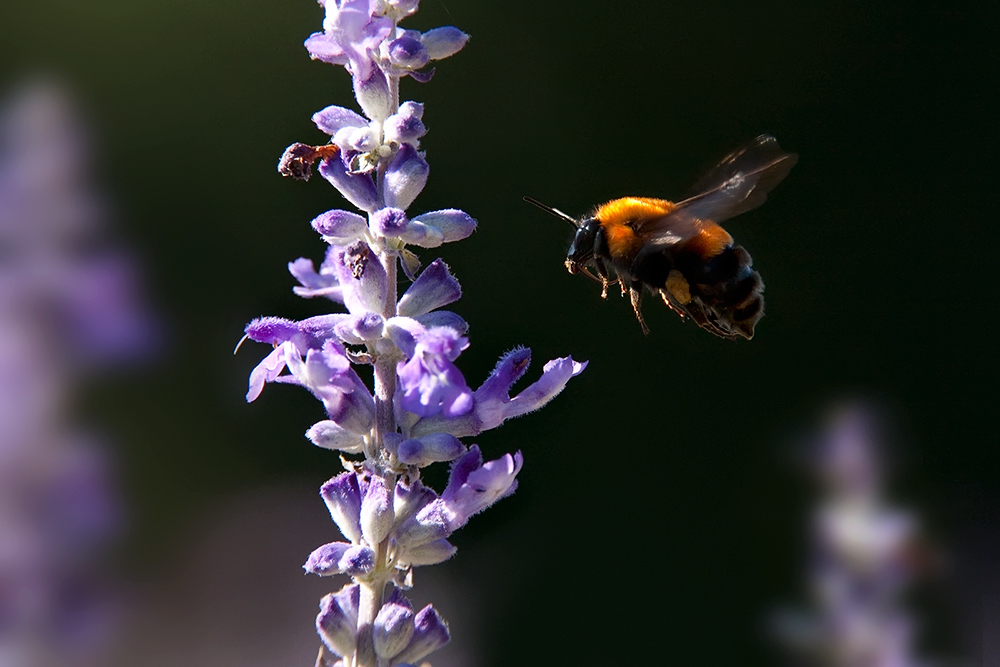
(523, 196, 581, 228)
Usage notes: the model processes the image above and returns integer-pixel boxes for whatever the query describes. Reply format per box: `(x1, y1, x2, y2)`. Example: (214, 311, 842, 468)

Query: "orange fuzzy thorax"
(595, 197, 676, 263)
(594, 196, 733, 264)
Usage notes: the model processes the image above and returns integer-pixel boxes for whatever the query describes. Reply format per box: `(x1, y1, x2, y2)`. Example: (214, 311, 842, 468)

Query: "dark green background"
(2, 1, 997, 665)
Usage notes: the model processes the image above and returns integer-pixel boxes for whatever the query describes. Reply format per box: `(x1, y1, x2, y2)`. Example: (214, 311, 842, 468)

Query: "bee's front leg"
(594, 257, 612, 299)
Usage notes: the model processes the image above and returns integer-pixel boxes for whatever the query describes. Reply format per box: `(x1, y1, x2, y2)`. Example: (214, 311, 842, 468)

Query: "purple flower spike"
(319, 153, 378, 212)
(397, 259, 462, 317)
(384, 102, 426, 146)
(317, 584, 360, 658)
(373, 586, 416, 660)
(396, 326, 473, 418)
(384, 144, 429, 211)
(440, 445, 523, 525)
(307, 419, 366, 454)
(360, 475, 394, 546)
(421, 26, 469, 60)
(312, 209, 369, 244)
(289, 247, 346, 301)
(397, 432, 465, 467)
(320, 472, 363, 544)
(352, 65, 393, 123)
(313, 104, 368, 136)
(373, 207, 410, 237)
(393, 605, 450, 665)
(410, 209, 477, 243)
(304, 542, 376, 576)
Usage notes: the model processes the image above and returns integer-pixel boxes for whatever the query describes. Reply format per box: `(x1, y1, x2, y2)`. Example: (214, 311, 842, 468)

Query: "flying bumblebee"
(526, 134, 797, 339)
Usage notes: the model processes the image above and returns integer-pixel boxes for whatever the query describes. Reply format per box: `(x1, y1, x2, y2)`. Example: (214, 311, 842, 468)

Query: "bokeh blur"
(1, 1, 998, 666)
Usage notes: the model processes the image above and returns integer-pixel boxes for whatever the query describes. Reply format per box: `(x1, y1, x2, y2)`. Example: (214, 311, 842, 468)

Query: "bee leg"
(594, 257, 611, 299)
(629, 284, 650, 335)
(659, 289, 687, 319)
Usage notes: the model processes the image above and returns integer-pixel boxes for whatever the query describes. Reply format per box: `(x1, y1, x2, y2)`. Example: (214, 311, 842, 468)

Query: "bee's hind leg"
(659, 288, 687, 319)
(629, 284, 650, 335)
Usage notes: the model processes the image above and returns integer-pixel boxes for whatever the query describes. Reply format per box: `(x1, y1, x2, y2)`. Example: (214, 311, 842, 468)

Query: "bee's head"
(565, 217, 599, 274)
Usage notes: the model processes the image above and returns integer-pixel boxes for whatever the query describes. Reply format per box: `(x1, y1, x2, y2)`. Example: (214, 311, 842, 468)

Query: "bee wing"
(677, 134, 798, 223)
(639, 135, 797, 249)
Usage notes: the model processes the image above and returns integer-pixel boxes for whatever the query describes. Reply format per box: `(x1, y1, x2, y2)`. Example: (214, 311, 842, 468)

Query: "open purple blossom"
(393, 323, 472, 418)
(242, 2, 585, 665)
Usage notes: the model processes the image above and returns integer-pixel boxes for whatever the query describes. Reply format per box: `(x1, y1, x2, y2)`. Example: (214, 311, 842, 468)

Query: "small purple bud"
(397, 432, 465, 467)
(317, 584, 360, 657)
(334, 124, 378, 152)
(333, 312, 385, 344)
(401, 538, 458, 567)
(388, 35, 430, 69)
(312, 209, 369, 244)
(421, 26, 469, 60)
(304, 542, 375, 576)
(373, 586, 416, 660)
(319, 154, 378, 212)
(398, 220, 445, 247)
(307, 420, 366, 454)
(320, 472, 363, 544)
(384, 144, 429, 211)
(396, 501, 450, 550)
(393, 605, 450, 665)
(325, 377, 376, 435)
(397, 259, 462, 318)
(415, 310, 468, 334)
(312, 105, 368, 136)
(393, 477, 439, 526)
(373, 207, 410, 237)
(384, 316, 424, 357)
(334, 243, 388, 316)
(384, 102, 426, 146)
(353, 66, 392, 123)
(411, 209, 477, 243)
(361, 475, 394, 546)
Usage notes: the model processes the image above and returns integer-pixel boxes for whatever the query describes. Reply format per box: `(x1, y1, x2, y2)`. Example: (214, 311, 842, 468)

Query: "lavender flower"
(242, 4, 585, 666)
(774, 403, 927, 667)
(0, 80, 155, 666)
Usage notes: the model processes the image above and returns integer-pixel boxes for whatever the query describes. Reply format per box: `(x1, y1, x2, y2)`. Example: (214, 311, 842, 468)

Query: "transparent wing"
(676, 134, 797, 222)
(640, 135, 797, 250)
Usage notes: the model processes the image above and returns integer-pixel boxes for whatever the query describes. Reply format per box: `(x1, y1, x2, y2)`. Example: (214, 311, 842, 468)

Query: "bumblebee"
(527, 134, 797, 339)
